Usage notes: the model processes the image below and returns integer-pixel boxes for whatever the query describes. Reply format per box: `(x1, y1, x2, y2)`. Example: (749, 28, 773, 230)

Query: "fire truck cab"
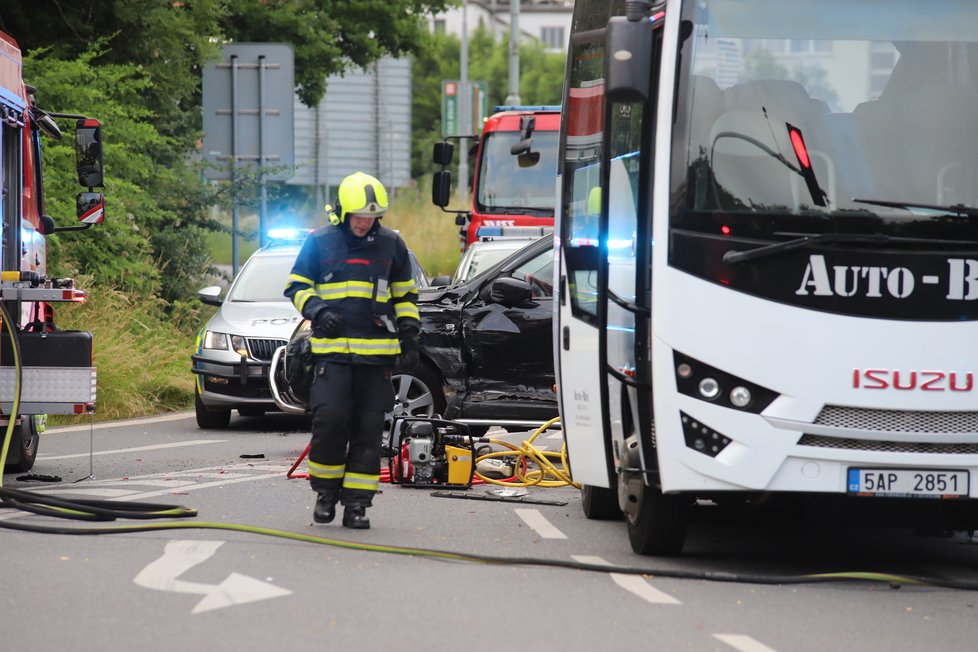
(432, 105, 559, 249)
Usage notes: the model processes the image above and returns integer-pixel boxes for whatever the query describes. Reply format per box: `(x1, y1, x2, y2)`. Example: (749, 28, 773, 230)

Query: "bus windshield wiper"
(852, 198, 978, 219)
(723, 231, 978, 266)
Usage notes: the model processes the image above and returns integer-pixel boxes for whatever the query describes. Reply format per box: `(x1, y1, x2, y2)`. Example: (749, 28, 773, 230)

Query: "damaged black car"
(270, 236, 557, 434)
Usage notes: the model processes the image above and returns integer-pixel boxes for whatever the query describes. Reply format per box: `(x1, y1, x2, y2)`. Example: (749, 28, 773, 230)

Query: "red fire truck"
(0, 31, 105, 472)
(433, 105, 559, 249)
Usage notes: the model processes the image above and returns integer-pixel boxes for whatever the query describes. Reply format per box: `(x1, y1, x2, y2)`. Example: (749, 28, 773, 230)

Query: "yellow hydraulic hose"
(473, 417, 580, 488)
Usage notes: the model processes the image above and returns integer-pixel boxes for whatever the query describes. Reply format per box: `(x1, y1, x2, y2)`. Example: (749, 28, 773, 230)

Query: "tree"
(2, 0, 455, 304)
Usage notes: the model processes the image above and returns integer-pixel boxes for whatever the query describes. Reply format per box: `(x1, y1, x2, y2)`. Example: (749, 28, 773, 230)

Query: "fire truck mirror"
(517, 151, 541, 168)
(76, 192, 105, 225)
(432, 169, 452, 208)
(75, 119, 104, 188)
(433, 141, 454, 166)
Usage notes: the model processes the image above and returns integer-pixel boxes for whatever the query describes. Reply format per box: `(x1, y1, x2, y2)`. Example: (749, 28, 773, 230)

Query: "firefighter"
(285, 171, 420, 529)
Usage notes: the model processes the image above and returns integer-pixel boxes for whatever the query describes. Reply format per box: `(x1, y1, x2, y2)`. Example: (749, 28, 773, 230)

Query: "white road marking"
(714, 634, 780, 652)
(47, 411, 196, 433)
(514, 508, 567, 539)
(572, 555, 681, 604)
(38, 439, 225, 460)
(134, 540, 291, 614)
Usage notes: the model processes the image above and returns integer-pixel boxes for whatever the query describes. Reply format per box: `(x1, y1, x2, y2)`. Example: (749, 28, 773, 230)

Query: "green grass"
(385, 180, 463, 277)
(49, 281, 205, 424)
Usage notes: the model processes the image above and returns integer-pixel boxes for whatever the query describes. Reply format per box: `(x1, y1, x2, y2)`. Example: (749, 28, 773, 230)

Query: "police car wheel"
(195, 388, 231, 429)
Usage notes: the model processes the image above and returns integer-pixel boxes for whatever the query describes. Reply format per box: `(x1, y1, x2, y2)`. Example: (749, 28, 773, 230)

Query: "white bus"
(555, 0, 978, 555)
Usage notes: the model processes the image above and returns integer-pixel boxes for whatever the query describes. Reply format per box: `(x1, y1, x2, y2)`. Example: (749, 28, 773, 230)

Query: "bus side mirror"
(432, 169, 452, 208)
(605, 16, 654, 103)
(433, 141, 455, 166)
(76, 192, 105, 225)
(75, 119, 104, 188)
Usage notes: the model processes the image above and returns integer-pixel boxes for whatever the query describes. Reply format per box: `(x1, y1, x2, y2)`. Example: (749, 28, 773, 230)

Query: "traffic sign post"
(203, 43, 294, 272)
(441, 79, 489, 137)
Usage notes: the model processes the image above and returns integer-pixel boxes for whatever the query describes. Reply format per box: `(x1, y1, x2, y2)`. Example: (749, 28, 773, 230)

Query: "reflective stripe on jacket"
(284, 222, 420, 365)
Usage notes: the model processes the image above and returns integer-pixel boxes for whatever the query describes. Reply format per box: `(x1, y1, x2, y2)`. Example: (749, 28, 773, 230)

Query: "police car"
(192, 229, 430, 428)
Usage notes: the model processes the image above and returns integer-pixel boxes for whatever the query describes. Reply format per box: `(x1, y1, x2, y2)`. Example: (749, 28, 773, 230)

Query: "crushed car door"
(461, 246, 555, 403)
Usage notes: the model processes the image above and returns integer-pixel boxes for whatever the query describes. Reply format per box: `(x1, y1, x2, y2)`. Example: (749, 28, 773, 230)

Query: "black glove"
(311, 307, 344, 338)
(398, 337, 420, 369)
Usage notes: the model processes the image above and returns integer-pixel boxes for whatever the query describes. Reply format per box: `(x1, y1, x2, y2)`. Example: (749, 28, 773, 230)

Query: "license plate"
(847, 468, 970, 498)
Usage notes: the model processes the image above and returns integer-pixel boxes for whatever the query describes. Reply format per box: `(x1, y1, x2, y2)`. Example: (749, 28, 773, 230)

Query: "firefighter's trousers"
(306, 361, 394, 507)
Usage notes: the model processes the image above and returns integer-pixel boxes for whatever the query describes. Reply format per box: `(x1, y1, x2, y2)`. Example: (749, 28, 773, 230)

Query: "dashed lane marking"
(514, 508, 567, 539)
(572, 555, 681, 604)
(714, 634, 780, 652)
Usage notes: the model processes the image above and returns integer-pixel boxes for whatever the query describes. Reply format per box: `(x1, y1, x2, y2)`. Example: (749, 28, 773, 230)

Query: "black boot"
(342, 505, 370, 529)
(313, 493, 336, 524)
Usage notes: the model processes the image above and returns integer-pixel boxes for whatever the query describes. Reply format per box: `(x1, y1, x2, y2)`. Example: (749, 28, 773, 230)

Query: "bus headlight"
(673, 351, 778, 414)
(698, 377, 720, 399)
(729, 386, 752, 408)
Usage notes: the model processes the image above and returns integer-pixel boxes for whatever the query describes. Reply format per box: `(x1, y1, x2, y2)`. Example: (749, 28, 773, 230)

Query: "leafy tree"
(222, 0, 453, 108)
(2, 0, 454, 304)
(24, 44, 222, 303)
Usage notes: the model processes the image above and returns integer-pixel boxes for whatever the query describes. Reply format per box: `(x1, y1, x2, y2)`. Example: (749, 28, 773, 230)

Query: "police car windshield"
(228, 253, 296, 302)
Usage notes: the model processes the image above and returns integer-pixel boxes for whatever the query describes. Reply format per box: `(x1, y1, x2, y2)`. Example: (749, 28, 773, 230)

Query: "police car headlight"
(230, 335, 249, 357)
(203, 330, 228, 350)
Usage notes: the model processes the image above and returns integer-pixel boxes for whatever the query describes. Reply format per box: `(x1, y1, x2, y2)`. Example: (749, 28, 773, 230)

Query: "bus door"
(557, 28, 611, 487)
(557, 15, 660, 490)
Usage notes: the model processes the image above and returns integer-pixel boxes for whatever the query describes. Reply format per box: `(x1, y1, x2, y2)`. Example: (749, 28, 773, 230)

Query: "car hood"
(205, 301, 303, 339)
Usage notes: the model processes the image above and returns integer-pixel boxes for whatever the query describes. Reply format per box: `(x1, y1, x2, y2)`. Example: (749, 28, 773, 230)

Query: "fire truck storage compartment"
(0, 330, 96, 414)
(1, 330, 93, 367)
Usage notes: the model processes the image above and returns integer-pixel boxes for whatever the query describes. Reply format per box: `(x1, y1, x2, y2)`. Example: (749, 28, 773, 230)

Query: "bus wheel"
(626, 482, 690, 556)
(581, 484, 622, 520)
(3, 417, 40, 473)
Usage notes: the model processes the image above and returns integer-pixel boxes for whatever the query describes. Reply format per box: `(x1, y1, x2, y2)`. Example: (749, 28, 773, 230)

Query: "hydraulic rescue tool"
(386, 417, 479, 488)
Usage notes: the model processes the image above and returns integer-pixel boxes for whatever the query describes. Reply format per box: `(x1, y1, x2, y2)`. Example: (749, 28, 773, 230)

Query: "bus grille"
(798, 434, 978, 455)
(248, 338, 287, 361)
(814, 406, 978, 434)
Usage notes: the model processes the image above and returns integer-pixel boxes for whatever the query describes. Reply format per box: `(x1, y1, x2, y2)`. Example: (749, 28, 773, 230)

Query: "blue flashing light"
(267, 228, 309, 243)
(492, 105, 560, 113)
(476, 226, 503, 238)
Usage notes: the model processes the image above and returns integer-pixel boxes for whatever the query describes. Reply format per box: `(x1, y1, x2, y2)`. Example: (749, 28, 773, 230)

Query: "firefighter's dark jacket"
(285, 220, 420, 365)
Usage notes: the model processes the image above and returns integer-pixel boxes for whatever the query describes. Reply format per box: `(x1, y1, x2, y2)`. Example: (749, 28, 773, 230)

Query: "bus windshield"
(476, 131, 558, 215)
(673, 0, 978, 239)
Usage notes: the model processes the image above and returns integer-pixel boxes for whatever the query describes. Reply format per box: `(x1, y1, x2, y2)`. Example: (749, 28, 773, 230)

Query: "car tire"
(3, 416, 39, 473)
(390, 362, 446, 421)
(581, 483, 622, 520)
(195, 388, 231, 429)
